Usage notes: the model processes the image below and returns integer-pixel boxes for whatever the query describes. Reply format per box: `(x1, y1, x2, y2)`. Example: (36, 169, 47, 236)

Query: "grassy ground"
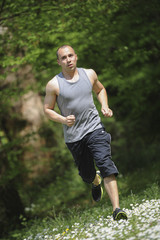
(3, 162, 160, 240)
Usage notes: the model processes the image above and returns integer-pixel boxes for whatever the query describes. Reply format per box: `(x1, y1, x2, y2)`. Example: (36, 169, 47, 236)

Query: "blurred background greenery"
(0, 0, 160, 237)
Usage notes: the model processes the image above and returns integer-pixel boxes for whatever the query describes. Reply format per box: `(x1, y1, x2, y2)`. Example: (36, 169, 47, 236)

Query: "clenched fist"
(101, 107, 113, 117)
(65, 115, 76, 127)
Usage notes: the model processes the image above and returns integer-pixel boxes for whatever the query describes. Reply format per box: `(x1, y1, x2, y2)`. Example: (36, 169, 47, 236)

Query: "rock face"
(0, 64, 50, 236)
(21, 91, 44, 128)
(20, 90, 50, 182)
(15, 67, 51, 181)
(1, 64, 51, 181)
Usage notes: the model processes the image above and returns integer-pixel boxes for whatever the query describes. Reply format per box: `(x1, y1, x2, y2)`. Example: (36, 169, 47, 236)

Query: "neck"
(62, 68, 78, 80)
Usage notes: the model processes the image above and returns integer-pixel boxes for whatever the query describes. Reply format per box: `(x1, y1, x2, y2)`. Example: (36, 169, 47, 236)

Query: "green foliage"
(5, 176, 160, 240)
(0, 0, 160, 237)
(23, 168, 88, 219)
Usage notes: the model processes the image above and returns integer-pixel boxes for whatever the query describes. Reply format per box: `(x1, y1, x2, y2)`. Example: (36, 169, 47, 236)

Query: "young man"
(44, 45, 127, 220)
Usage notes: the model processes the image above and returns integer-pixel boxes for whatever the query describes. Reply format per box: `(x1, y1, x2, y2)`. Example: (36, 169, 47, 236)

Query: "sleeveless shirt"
(56, 68, 102, 143)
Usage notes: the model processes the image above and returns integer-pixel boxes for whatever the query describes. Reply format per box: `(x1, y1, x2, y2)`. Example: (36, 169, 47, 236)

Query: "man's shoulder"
(46, 76, 59, 93)
(83, 68, 94, 72)
(47, 75, 58, 85)
(83, 68, 97, 80)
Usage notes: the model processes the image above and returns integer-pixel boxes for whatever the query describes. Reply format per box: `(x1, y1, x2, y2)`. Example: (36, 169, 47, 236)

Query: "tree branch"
(0, 0, 5, 16)
(0, 10, 29, 22)
(0, 7, 59, 23)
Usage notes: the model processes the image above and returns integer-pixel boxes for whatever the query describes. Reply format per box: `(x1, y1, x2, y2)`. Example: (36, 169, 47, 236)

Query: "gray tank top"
(56, 68, 102, 143)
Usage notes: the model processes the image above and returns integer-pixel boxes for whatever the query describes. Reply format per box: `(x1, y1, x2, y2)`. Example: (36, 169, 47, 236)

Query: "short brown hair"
(56, 45, 75, 59)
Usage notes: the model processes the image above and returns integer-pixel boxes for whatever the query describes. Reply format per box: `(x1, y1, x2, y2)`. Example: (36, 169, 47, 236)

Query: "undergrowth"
(2, 162, 160, 240)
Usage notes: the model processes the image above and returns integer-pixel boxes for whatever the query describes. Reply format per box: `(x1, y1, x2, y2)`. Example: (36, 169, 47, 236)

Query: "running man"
(44, 45, 127, 220)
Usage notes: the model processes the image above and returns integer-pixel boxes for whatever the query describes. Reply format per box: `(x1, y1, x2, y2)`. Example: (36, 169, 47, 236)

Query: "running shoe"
(113, 208, 128, 220)
(92, 171, 103, 202)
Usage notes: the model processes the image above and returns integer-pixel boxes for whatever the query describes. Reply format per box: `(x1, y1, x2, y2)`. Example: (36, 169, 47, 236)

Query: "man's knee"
(104, 174, 117, 182)
(81, 174, 96, 184)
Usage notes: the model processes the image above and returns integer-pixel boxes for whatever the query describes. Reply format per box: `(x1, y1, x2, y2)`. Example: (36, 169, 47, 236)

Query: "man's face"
(57, 46, 77, 71)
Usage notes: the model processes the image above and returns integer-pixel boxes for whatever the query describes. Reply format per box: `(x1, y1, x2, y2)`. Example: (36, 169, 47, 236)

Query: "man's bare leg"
(104, 174, 120, 211)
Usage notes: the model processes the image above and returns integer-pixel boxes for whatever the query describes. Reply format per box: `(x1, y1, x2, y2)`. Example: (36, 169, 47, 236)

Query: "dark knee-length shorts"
(66, 128, 119, 184)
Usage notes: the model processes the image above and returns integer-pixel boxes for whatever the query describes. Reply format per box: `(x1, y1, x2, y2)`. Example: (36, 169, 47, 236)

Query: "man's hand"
(65, 115, 76, 127)
(101, 107, 113, 117)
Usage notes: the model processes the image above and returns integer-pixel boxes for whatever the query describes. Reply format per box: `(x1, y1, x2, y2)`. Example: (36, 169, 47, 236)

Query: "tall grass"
(7, 184, 160, 240)
(5, 186, 160, 239)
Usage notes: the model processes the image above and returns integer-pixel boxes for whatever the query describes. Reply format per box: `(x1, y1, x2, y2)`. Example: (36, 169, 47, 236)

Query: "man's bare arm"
(44, 78, 75, 126)
(86, 69, 113, 117)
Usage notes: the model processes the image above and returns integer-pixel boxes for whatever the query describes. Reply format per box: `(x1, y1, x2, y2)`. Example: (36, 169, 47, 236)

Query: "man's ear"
(57, 59, 60, 65)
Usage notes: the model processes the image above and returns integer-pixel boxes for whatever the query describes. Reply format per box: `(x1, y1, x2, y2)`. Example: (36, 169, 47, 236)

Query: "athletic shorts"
(66, 127, 119, 184)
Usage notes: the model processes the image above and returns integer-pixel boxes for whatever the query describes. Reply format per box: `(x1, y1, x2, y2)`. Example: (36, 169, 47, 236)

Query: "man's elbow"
(43, 106, 50, 116)
(96, 87, 105, 95)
